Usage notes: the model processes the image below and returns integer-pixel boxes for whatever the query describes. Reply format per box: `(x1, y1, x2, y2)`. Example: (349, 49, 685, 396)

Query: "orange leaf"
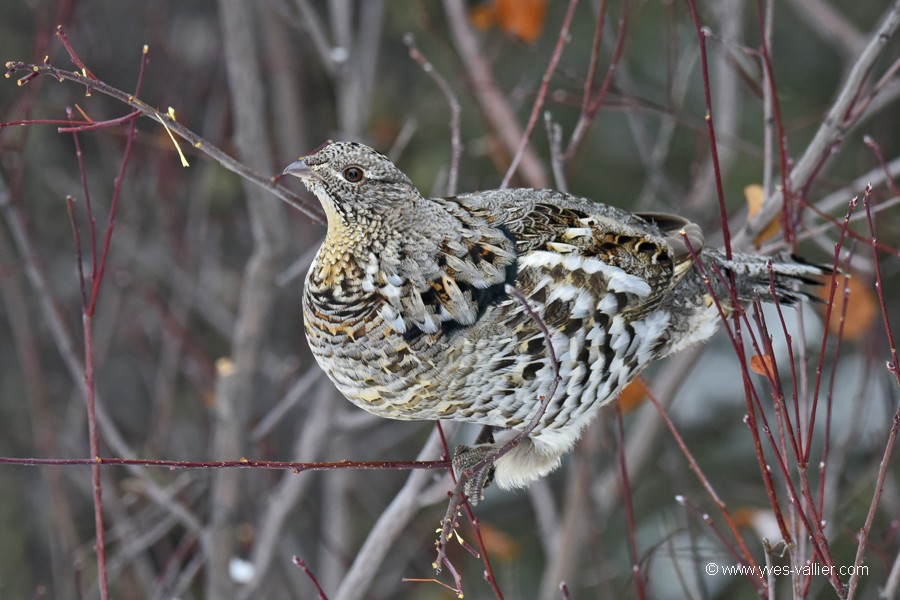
(744, 184, 781, 248)
(470, 0, 547, 43)
(750, 354, 775, 377)
(496, 0, 546, 42)
(477, 522, 520, 561)
(470, 4, 495, 30)
(731, 506, 758, 529)
(617, 379, 646, 413)
(818, 273, 877, 340)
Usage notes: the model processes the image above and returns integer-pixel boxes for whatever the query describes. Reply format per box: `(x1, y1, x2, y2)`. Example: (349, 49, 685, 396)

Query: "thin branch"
(58, 109, 140, 133)
(543, 111, 568, 192)
(615, 405, 646, 600)
(404, 34, 462, 196)
(442, 0, 548, 188)
(685, 0, 732, 259)
(55, 25, 98, 80)
(435, 422, 504, 599)
(736, 0, 900, 247)
(864, 136, 900, 197)
(332, 428, 451, 600)
(434, 284, 561, 570)
(3, 59, 325, 222)
(644, 382, 764, 594)
(293, 556, 330, 600)
(501, 0, 578, 188)
(0, 455, 449, 472)
(784, 0, 867, 58)
(848, 188, 900, 598)
(564, 0, 629, 161)
(755, 0, 794, 246)
(862, 187, 900, 381)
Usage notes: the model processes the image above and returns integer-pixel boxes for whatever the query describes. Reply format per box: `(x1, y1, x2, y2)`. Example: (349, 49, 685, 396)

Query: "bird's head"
(283, 141, 418, 227)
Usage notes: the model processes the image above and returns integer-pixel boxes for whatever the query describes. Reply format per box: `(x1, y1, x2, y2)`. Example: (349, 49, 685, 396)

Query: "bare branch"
(442, 0, 548, 188)
(3, 60, 325, 222)
(404, 34, 462, 196)
(501, 0, 578, 188)
(332, 428, 450, 600)
(736, 0, 900, 248)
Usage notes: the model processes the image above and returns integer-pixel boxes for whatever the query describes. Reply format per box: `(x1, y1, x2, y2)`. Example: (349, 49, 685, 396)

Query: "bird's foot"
(450, 425, 498, 506)
(452, 443, 497, 507)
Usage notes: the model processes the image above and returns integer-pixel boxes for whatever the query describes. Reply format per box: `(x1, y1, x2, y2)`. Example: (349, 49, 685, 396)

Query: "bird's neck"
(308, 210, 386, 298)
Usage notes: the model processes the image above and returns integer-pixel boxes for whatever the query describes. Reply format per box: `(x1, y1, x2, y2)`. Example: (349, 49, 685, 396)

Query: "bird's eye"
(342, 166, 364, 183)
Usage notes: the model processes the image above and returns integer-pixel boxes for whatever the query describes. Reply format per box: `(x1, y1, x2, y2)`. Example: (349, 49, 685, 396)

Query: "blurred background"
(0, 1, 898, 598)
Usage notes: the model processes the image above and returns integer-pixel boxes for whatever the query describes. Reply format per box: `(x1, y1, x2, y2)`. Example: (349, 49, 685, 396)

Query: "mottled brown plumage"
(284, 141, 824, 502)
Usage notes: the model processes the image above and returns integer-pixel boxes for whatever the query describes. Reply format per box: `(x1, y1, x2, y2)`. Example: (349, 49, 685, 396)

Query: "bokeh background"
(0, 1, 898, 598)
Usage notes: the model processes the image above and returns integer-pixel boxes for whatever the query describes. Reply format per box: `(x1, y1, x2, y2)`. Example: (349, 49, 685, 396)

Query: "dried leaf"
(818, 273, 877, 340)
(617, 379, 646, 413)
(731, 506, 758, 529)
(470, 4, 495, 30)
(744, 184, 781, 248)
(750, 354, 775, 377)
(732, 507, 781, 541)
(470, 0, 547, 43)
(477, 522, 519, 561)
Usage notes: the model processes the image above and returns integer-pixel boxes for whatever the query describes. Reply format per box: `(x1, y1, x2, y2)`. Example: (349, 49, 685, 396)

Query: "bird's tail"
(702, 250, 831, 306)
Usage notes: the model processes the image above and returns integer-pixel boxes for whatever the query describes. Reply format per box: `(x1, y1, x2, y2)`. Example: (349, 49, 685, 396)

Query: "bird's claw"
(452, 444, 496, 506)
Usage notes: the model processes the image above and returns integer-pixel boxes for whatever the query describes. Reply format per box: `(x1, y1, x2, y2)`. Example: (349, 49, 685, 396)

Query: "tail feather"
(705, 251, 831, 306)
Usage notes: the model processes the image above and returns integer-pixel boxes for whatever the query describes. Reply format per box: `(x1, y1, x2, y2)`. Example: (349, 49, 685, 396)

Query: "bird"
(283, 141, 826, 504)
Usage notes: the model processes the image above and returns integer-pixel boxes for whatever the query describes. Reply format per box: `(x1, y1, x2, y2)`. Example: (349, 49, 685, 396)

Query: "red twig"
(292, 556, 329, 599)
(758, 287, 802, 463)
(709, 261, 845, 586)
(1, 117, 87, 128)
(3, 59, 324, 221)
(864, 136, 900, 197)
(501, 0, 578, 188)
(680, 235, 795, 551)
(0, 455, 449, 471)
(862, 186, 899, 382)
(564, 0, 629, 161)
(434, 285, 561, 571)
(680, 238, 847, 594)
(81, 261, 108, 600)
(642, 381, 764, 594)
(404, 34, 462, 196)
(676, 495, 751, 578)
(65, 43, 150, 598)
(65, 196, 87, 307)
(66, 106, 97, 276)
(580, 0, 608, 119)
(58, 109, 140, 133)
(684, 0, 732, 259)
(818, 249, 853, 521)
(805, 197, 856, 465)
(85, 46, 147, 316)
(754, 0, 795, 247)
(435, 423, 504, 599)
(848, 187, 900, 597)
(55, 25, 97, 80)
(0, 110, 139, 134)
(616, 404, 646, 600)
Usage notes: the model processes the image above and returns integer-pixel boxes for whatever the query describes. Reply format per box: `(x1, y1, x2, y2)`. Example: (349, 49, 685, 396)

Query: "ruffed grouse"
(284, 141, 824, 502)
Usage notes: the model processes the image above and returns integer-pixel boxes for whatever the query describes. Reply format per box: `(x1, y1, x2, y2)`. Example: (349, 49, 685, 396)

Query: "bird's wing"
(374, 203, 518, 340)
(470, 194, 705, 322)
(376, 192, 704, 339)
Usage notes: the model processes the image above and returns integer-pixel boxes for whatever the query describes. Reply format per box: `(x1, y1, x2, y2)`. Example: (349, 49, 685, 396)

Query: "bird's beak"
(282, 158, 321, 181)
